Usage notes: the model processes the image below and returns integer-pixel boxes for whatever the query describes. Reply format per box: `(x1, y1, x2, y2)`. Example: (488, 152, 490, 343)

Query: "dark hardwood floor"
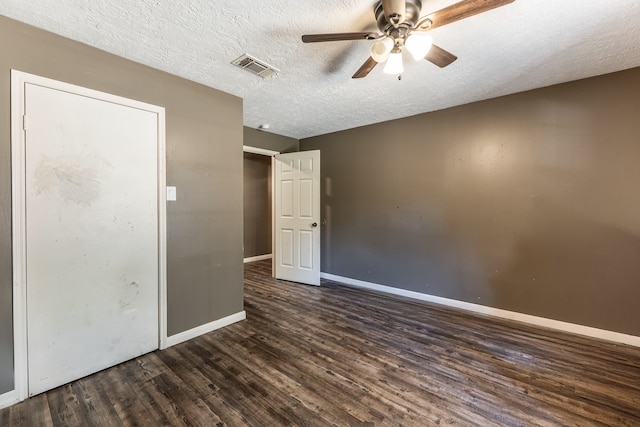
(3, 259, 640, 426)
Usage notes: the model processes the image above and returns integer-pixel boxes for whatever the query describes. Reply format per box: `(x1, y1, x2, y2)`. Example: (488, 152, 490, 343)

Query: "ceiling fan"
(302, 0, 515, 78)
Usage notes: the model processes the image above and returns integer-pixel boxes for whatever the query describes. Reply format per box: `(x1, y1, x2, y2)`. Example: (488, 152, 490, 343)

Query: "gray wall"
(301, 67, 640, 337)
(243, 153, 272, 258)
(0, 16, 244, 394)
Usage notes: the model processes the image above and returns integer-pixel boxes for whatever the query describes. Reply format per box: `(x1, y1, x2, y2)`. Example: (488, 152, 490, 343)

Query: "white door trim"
(10, 70, 167, 402)
(243, 145, 279, 157)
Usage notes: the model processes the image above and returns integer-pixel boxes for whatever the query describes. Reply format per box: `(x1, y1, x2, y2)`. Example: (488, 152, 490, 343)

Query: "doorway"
(242, 146, 321, 285)
(243, 149, 275, 263)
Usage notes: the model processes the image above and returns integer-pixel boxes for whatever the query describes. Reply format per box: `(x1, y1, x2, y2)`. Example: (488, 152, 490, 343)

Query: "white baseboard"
(244, 254, 273, 263)
(165, 311, 246, 348)
(0, 390, 17, 410)
(321, 272, 640, 348)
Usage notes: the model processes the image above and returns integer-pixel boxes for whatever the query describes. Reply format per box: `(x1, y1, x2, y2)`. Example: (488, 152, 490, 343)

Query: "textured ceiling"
(1, 1, 640, 139)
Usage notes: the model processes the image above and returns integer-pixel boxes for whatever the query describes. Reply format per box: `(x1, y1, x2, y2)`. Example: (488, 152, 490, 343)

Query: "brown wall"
(301, 67, 640, 337)
(0, 16, 244, 394)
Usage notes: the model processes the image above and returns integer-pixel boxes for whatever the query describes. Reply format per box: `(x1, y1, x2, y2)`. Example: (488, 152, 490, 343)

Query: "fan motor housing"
(374, 0, 423, 33)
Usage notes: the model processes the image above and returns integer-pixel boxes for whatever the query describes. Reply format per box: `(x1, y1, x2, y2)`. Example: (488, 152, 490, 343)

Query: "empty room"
(1, 0, 640, 426)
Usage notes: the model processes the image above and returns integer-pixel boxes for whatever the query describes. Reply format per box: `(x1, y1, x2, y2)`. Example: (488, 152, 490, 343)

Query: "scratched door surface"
(24, 83, 159, 396)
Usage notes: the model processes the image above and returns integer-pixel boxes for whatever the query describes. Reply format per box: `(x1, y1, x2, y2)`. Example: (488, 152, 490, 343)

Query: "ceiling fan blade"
(352, 57, 379, 79)
(382, 0, 406, 23)
(425, 44, 458, 68)
(425, 0, 515, 30)
(302, 32, 380, 43)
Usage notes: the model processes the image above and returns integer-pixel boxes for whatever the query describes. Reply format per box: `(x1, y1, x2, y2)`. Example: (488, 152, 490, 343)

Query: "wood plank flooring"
(2, 259, 640, 426)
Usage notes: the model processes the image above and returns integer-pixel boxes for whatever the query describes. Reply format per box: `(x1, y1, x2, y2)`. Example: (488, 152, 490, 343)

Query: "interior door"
(24, 82, 160, 396)
(274, 151, 321, 286)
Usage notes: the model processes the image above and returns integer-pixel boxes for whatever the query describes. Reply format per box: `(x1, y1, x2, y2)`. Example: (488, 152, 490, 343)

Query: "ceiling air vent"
(231, 54, 279, 79)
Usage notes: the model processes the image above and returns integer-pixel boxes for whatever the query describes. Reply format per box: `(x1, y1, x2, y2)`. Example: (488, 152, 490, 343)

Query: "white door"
(274, 151, 321, 286)
(23, 81, 161, 396)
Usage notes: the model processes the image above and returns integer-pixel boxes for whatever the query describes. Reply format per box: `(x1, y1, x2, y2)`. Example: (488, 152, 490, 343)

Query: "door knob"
(311, 222, 318, 227)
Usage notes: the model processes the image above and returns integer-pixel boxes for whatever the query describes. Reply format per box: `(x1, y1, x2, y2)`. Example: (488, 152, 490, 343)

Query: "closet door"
(23, 81, 160, 396)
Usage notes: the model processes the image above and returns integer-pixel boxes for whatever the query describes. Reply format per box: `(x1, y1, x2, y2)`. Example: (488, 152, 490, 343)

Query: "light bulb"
(405, 32, 433, 61)
(383, 49, 404, 75)
(370, 37, 394, 63)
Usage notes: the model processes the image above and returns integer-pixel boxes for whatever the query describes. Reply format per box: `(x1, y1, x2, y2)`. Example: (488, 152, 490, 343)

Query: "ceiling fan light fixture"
(383, 48, 404, 75)
(370, 37, 394, 62)
(405, 32, 433, 61)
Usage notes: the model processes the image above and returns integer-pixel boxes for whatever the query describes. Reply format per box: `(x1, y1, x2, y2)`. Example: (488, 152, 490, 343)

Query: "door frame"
(242, 145, 279, 268)
(11, 70, 168, 402)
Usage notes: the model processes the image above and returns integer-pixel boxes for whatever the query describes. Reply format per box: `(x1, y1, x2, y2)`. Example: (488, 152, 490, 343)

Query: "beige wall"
(0, 16, 244, 394)
(301, 67, 640, 337)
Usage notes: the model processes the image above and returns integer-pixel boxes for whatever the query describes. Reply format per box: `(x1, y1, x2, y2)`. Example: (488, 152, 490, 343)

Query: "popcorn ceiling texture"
(1, 0, 639, 139)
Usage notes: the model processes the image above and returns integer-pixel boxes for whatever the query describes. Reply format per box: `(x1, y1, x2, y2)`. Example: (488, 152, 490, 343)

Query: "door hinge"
(22, 115, 28, 131)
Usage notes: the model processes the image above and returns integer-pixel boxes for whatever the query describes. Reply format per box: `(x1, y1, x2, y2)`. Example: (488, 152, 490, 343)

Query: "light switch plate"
(166, 186, 177, 201)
